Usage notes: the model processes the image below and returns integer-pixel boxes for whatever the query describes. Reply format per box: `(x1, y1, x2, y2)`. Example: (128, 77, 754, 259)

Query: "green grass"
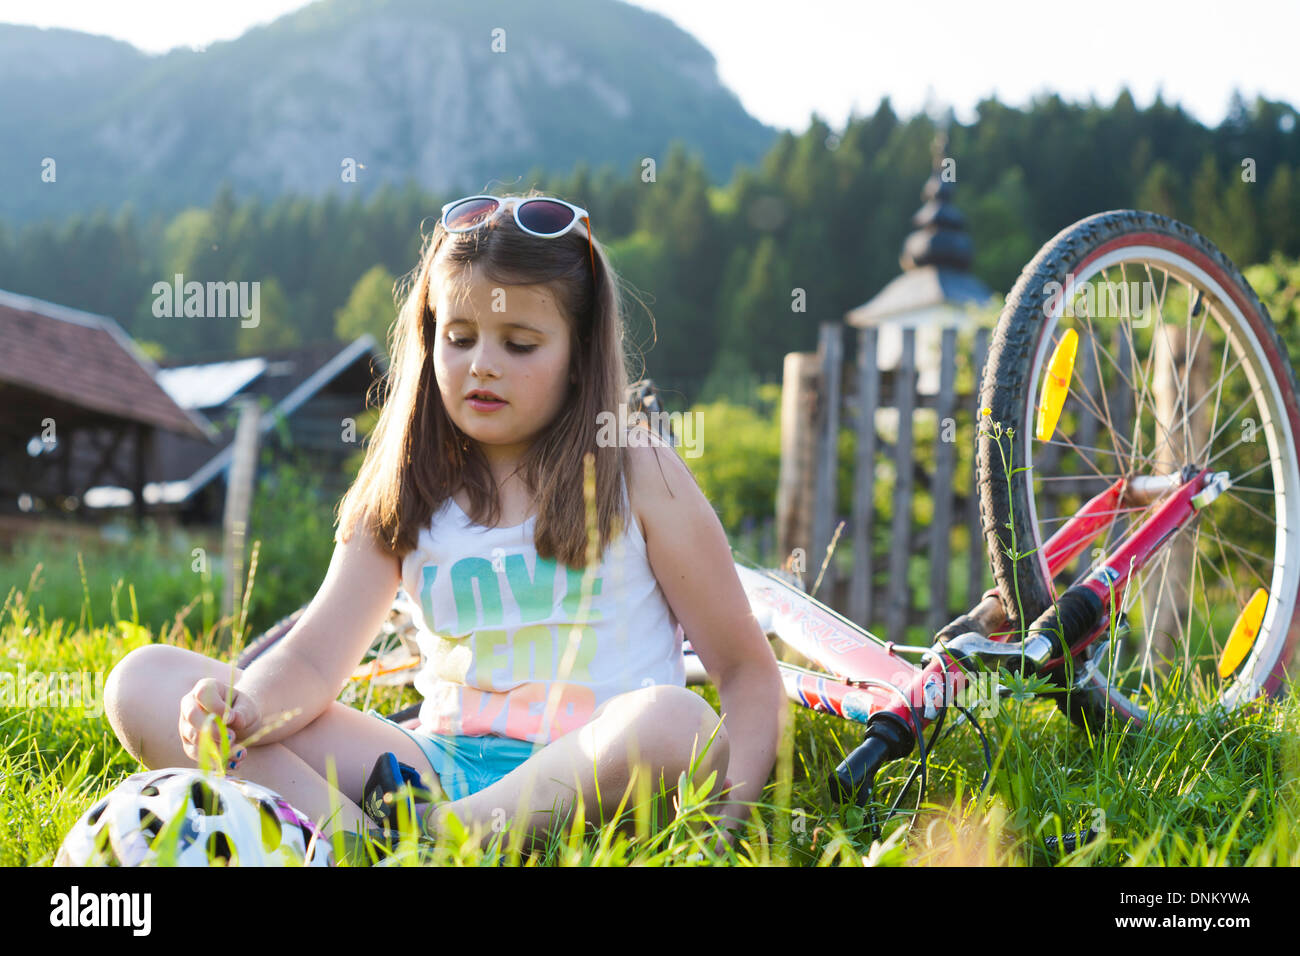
(4, 551, 1300, 868)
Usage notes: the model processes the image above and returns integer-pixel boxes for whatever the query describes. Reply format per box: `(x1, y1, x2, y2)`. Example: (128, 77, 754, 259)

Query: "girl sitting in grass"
(105, 190, 786, 859)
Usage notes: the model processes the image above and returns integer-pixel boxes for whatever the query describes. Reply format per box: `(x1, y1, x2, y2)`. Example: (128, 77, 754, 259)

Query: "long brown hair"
(335, 189, 636, 569)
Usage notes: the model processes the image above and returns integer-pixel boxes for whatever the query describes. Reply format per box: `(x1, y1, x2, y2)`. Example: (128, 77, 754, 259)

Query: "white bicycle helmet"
(55, 768, 331, 867)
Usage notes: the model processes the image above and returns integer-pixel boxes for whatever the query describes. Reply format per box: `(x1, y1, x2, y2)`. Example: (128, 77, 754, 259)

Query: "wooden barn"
(82, 336, 387, 524)
(0, 290, 217, 539)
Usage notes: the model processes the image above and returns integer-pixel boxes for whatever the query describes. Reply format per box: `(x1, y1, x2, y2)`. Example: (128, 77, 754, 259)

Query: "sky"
(1, 0, 1296, 131)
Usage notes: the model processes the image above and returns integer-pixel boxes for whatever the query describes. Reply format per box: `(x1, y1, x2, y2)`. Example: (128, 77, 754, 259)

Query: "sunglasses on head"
(440, 194, 596, 275)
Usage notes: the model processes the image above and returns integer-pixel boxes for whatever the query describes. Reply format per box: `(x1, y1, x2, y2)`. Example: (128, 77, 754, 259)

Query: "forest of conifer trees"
(2, 90, 1297, 406)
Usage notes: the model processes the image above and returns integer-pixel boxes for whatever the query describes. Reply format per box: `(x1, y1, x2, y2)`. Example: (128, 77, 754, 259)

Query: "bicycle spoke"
(1184, 351, 1247, 450)
(1179, 277, 1198, 465)
(1231, 483, 1284, 495)
(1194, 520, 1255, 601)
(1040, 427, 1118, 486)
(1081, 307, 1134, 469)
(1220, 489, 1279, 529)
(1079, 304, 1139, 395)
(1036, 437, 1134, 461)
(1152, 527, 1198, 706)
(1066, 270, 1180, 486)
(1140, 545, 1177, 704)
(1034, 473, 1124, 484)
(1054, 318, 1135, 465)
(1035, 504, 1153, 527)
(1200, 327, 1239, 463)
(1205, 432, 1266, 470)
(1192, 540, 1228, 676)
(1062, 373, 1125, 456)
(1200, 523, 1276, 569)
(1228, 456, 1282, 487)
(1203, 395, 1269, 466)
(1178, 518, 1210, 691)
(1118, 293, 1183, 477)
(1129, 265, 1174, 462)
(1202, 511, 1273, 591)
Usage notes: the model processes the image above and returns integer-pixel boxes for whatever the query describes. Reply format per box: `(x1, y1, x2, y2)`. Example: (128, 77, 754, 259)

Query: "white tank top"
(399, 476, 686, 746)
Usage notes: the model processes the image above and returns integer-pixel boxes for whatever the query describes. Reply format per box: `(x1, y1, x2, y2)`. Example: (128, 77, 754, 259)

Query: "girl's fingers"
(191, 683, 237, 721)
(177, 681, 249, 772)
(179, 721, 226, 748)
(193, 679, 226, 710)
(181, 686, 242, 741)
(199, 715, 237, 749)
(179, 696, 210, 733)
(179, 713, 238, 759)
(185, 680, 236, 721)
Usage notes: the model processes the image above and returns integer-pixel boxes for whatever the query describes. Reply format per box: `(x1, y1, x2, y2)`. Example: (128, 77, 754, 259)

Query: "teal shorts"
(365, 709, 540, 802)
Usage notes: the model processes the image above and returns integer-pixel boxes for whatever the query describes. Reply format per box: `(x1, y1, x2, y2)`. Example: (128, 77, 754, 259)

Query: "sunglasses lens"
(517, 200, 576, 236)
(444, 197, 500, 231)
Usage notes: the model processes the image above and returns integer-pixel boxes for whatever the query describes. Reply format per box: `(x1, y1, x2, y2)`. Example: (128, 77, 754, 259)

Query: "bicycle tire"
(977, 210, 1300, 730)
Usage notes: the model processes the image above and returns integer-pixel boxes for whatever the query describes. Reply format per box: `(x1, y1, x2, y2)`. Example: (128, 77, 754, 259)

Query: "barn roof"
(0, 289, 214, 439)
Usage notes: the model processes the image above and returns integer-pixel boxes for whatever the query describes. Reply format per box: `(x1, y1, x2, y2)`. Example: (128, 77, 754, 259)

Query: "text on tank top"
(399, 477, 685, 746)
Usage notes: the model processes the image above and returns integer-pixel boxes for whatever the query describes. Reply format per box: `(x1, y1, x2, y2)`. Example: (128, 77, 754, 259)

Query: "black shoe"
(363, 752, 437, 832)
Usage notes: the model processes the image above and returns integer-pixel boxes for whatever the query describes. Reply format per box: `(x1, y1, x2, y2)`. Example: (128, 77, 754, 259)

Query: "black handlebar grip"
(828, 714, 915, 807)
(1027, 585, 1103, 660)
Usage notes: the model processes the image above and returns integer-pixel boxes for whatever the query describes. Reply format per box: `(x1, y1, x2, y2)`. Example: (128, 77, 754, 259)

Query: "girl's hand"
(179, 678, 261, 771)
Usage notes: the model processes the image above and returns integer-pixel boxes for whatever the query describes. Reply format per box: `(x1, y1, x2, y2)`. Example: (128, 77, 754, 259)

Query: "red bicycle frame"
(737, 467, 1218, 744)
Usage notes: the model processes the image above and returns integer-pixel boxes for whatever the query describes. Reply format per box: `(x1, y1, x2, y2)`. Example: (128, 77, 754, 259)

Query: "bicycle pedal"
(1043, 824, 1103, 854)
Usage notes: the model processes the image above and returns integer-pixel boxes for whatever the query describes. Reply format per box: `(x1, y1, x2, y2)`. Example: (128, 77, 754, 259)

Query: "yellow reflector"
(1036, 328, 1079, 442)
(1219, 587, 1269, 678)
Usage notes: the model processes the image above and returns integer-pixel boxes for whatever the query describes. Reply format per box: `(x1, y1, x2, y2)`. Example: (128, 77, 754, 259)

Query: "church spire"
(899, 127, 974, 272)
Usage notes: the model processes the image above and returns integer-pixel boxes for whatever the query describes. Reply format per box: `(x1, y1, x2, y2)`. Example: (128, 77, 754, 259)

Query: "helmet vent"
(191, 779, 225, 816)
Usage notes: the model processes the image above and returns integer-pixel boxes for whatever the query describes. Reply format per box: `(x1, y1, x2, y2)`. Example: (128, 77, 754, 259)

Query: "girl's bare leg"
(106, 646, 730, 858)
(424, 684, 731, 855)
(104, 644, 441, 837)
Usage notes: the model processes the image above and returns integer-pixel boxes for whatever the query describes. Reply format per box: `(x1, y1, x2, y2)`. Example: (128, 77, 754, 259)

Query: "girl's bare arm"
(626, 443, 787, 840)
(234, 514, 402, 745)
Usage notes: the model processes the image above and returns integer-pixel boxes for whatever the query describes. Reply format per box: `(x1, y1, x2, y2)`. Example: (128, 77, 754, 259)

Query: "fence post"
(777, 351, 820, 576)
(131, 422, 153, 528)
(886, 327, 916, 643)
(927, 327, 958, 635)
(850, 326, 879, 629)
(222, 396, 261, 647)
(811, 322, 843, 595)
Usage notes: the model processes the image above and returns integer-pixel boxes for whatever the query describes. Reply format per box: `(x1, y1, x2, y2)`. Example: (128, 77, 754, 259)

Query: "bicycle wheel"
(977, 210, 1300, 730)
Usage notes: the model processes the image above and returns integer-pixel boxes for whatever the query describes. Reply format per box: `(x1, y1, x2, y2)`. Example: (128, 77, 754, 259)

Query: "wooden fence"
(777, 320, 994, 644)
(772, 315, 1177, 644)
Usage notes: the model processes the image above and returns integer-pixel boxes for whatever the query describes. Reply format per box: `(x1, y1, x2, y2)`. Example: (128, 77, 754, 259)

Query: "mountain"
(0, 0, 776, 225)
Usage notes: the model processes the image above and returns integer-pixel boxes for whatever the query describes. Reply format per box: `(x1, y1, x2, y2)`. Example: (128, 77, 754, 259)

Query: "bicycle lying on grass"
(238, 210, 1300, 852)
